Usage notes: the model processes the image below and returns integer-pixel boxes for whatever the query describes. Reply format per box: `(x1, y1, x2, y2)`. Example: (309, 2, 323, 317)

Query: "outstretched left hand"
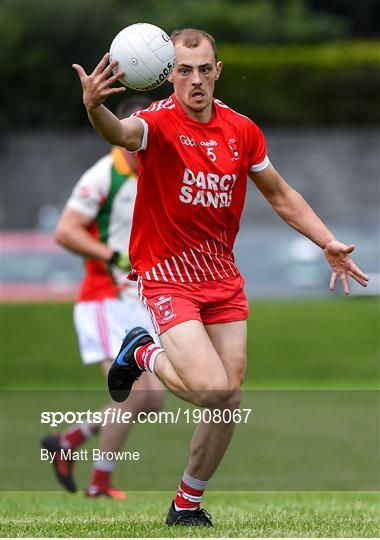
(323, 240, 369, 295)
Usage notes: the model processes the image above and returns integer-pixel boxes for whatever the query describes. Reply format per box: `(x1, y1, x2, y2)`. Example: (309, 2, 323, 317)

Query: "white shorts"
(74, 297, 158, 365)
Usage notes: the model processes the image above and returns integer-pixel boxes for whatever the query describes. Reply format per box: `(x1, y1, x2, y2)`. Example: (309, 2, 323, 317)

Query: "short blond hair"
(171, 28, 218, 62)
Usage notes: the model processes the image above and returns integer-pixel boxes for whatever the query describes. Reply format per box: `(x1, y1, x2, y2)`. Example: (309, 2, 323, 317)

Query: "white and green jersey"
(67, 148, 137, 301)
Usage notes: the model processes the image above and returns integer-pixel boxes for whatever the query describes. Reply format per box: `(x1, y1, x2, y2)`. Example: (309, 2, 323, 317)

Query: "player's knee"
(192, 386, 234, 408)
(231, 353, 247, 388)
(221, 388, 241, 411)
(193, 389, 241, 416)
(187, 372, 228, 407)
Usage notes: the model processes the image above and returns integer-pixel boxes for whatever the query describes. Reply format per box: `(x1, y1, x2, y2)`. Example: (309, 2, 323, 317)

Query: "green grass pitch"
(1, 298, 379, 537)
(1, 491, 378, 537)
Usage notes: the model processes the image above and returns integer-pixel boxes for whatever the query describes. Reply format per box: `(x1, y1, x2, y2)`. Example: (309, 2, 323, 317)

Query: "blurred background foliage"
(0, 0, 379, 128)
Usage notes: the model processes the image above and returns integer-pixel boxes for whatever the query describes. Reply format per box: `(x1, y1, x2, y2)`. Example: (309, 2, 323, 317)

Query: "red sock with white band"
(60, 423, 92, 450)
(174, 470, 207, 511)
(134, 343, 163, 373)
(88, 457, 115, 494)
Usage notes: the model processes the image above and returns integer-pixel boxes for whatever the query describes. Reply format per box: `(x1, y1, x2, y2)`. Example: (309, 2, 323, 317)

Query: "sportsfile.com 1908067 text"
(40, 408, 252, 428)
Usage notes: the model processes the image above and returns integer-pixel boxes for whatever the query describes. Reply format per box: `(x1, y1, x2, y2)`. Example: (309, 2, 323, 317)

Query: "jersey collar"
(171, 93, 218, 126)
(111, 147, 134, 176)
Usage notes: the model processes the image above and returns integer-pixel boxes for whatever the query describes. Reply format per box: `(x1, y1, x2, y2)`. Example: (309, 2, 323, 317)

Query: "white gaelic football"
(109, 23, 175, 91)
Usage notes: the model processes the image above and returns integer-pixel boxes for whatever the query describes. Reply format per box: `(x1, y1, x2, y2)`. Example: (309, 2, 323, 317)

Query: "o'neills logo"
(154, 295, 176, 322)
(200, 139, 218, 147)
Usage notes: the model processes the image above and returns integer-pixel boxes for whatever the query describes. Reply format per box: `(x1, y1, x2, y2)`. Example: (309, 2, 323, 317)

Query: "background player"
(72, 29, 368, 522)
(41, 97, 164, 499)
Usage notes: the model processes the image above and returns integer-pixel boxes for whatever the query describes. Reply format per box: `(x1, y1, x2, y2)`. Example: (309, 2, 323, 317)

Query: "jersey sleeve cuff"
(133, 117, 149, 152)
(249, 155, 270, 172)
(66, 199, 98, 219)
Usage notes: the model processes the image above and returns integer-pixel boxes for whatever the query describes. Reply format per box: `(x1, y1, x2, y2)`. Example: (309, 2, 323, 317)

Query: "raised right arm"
(73, 53, 144, 151)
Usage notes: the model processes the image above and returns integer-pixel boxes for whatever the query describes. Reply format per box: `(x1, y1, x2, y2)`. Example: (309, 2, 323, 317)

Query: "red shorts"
(137, 275, 248, 335)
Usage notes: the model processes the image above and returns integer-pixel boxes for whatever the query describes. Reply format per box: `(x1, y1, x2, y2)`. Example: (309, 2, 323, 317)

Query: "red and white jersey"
(129, 94, 269, 284)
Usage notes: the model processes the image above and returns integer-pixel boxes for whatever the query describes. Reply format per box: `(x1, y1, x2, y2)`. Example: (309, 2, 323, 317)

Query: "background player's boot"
(107, 326, 154, 402)
(41, 434, 77, 493)
(165, 501, 213, 527)
(86, 485, 127, 500)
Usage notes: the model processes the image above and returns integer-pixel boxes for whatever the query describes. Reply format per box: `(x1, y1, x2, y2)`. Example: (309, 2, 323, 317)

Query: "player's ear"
(168, 71, 174, 83)
(215, 61, 223, 81)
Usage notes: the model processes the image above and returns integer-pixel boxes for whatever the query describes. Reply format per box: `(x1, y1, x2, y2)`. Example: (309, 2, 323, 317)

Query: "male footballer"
(73, 28, 368, 526)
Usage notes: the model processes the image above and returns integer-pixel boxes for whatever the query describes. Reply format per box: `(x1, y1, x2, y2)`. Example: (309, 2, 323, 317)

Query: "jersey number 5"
(207, 147, 216, 162)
